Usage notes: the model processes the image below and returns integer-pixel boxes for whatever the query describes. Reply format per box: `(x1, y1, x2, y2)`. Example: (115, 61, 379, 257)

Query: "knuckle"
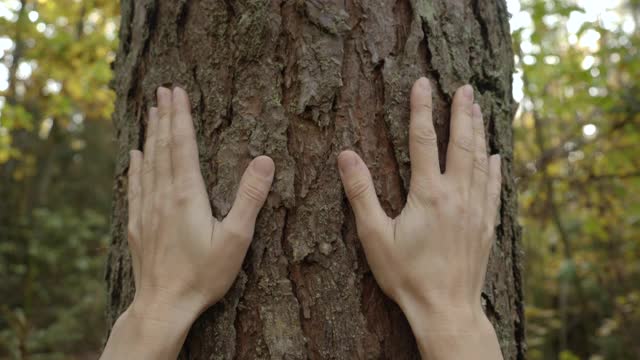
(172, 130, 193, 146)
(470, 214, 484, 231)
(489, 191, 501, 207)
(174, 175, 202, 194)
(411, 180, 445, 208)
(461, 104, 473, 118)
(474, 156, 489, 174)
(126, 225, 136, 239)
(454, 202, 467, 216)
(153, 188, 174, 210)
(128, 184, 140, 200)
(412, 100, 433, 113)
(484, 223, 496, 239)
(424, 192, 441, 207)
(173, 188, 193, 206)
(473, 118, 485, 133)
(376, 282, 393, 298)
(156, 136, 171, 149)
(448, 197, 467, 217)
(159, 108, 171, 120)
(126, 224, 139, 245)
(413, 127, 438, 146)
(172, 178, 203, 206)
(242, 180, 267, 203)
(156, 202, 171, 217)
(422, 186, 445, 208)
(454, 136, 474, 153)
(148, 215, 161, 233)
(347, 178, 371, 202)
(455, 101, 473, 119)
(224, 223, 250, 243)
(144, 136, 156, 149)
(142, 162, 154, 176)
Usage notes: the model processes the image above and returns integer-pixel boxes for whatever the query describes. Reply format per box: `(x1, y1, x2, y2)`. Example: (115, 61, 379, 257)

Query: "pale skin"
(337, 78, 503, 359)
(101, 78, 503, 359)
(100, 87, 276, 359)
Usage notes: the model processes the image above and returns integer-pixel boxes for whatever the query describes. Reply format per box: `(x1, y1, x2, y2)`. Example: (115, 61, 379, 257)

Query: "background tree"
(511, 0, 640, 358)
(105, 0, 524, 358)
(0, 0, 117, 358)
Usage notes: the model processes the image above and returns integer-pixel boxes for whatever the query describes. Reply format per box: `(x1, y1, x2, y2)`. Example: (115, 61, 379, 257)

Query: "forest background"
(0, 0, 638, 359)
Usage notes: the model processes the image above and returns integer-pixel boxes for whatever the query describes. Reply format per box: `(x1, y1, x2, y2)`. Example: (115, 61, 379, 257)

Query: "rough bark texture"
(106, 0, 524, 358)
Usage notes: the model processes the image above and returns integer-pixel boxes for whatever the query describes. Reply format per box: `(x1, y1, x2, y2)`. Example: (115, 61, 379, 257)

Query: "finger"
(337, 150, 388, 239)
(128, 150, 144, 242)
(471, 104, 489, 193)
(486, 154, 502, 225)
(127, 150, 143, 287)
(171, 87, 202, 185)
(155, 87, 173, 190)
(446, 85, 475, 184)
(409, 77, 441, 191)
(142, 107, 158, 208)
(223, 156, 275, 240)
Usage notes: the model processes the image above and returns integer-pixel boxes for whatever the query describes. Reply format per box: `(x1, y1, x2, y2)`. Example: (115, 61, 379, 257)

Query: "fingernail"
(252, 156, 275, 178)
(472, 103, 482, 117)
(463, 84, 474, 101)
(173, 86, 185, 96)
(148, 107, 158, 125)
(418, 77, 431, 93)
(157, 87, 171, 105)
(338, 151, 359, 176)
(129, 150, 141, 166)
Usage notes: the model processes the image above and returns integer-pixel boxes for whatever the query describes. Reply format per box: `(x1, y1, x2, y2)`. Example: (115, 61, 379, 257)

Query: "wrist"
(131, 284, 208, 323)
(121, 286, 206, 344)
(107, 293, 202, 359)
(403, 304, 493, 336)
(393, 287, 483, 330)
(105, 303, 196, 360)
(401, 300, 490, 334)
(397, 294, 501, 359)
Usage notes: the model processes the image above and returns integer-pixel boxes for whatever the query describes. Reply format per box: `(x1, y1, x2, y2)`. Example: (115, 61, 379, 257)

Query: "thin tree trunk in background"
(106, 0, 525, 358)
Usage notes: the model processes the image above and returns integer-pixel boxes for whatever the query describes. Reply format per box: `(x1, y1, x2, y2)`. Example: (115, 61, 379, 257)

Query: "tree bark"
(106, 0, 525, 358)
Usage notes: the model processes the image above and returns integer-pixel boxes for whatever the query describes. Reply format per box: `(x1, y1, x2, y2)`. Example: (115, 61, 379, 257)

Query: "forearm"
(100, 297, 199, 360)
(401, 301, 503, 360)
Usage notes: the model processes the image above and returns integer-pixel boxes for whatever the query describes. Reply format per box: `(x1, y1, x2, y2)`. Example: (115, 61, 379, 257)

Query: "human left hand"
(126, 87, 275, 320)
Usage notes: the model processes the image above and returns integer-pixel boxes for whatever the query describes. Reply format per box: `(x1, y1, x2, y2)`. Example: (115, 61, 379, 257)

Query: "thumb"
(338, 150, 388, 237)
(224, 156, 275, 237)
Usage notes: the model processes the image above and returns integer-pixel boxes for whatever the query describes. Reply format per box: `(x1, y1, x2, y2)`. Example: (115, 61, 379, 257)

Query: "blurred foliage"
(512, 0, 640, 358)
(0, 0, 117, 358)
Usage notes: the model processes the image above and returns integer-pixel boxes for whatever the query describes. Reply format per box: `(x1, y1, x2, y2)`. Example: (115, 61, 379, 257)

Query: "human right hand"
(338, 78, 503, 359)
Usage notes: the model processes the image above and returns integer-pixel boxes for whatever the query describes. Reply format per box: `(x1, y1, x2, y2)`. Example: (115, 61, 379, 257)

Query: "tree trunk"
(106, 0, 524, 358)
